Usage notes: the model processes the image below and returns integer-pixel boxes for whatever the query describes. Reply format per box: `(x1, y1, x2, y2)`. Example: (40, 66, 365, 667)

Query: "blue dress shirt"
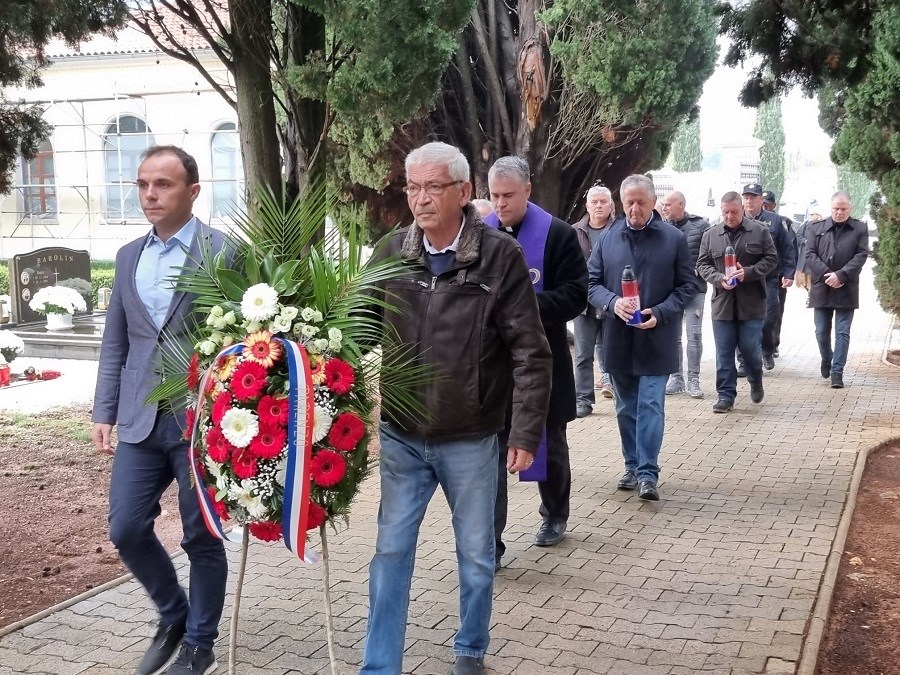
(135, 217, 197, 329)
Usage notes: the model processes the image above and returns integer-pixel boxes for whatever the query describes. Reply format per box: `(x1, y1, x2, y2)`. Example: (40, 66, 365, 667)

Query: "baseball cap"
(762, 190, 777, 203)
(742, 183, 763, 196)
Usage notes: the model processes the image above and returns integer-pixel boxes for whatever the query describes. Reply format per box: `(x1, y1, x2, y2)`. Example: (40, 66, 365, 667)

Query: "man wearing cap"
(762, 190, 798, 357)
(740, 183, 796, 372)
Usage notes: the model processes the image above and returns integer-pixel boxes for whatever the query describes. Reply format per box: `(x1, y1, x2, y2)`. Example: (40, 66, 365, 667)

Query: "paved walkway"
(1, 263, 898, 675)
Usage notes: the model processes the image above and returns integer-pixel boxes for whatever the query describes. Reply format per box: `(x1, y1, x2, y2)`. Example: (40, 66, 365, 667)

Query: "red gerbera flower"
(249, 421, 287, 459)
(207, 486, 230, 520)
(182, 407, 196, 440)
(323, 358, 355, 395)
(248, 520, 282, 542)
(309, 449, 346, 487)
(232, 447, 259, 479)
(306, 501, 327, 530)
(206, 425, 235, 463)
(230, 360, 268, 401)
(186, 352, 201, 391)
(257, 394, 289, 426)
(243, 331, 282, 368)
(328, 412, 366, 451)
(211, 391, 232, 425)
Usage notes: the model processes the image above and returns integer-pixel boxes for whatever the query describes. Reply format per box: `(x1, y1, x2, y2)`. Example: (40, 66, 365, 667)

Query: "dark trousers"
(713, 318, 764, 403)
(774, 285, 788, 350)
(108, 414, 227, 651)
(494, 423, 570, 558)
(761, 276, 782, 358)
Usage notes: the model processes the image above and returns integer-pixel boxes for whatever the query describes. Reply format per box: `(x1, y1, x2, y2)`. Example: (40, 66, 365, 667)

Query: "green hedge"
(1, 260, 116, 306)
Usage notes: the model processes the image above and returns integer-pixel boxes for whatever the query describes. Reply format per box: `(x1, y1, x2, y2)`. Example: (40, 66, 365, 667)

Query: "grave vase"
(45, 312, 74, 331)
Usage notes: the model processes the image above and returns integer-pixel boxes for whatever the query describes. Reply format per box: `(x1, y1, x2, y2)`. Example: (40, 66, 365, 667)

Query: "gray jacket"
(92, 221, 229, 443)
(696, 217, 778, 321)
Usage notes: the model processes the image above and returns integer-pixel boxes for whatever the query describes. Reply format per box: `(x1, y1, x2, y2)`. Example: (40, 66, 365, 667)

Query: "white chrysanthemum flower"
(210, 305, 224, 317)
(300, 324, 317, 338)
(212, 316, 228, 330)
(222, 335, 235, 347)
(205, 456, 223, 478)
(328, 339, 342, 352)
(280, 306, 299, 321)
(301, 307, 317, 322)
(314, 338, 329, 353)
(270, 315, 292, 334)
(244, 321, 262, 333)
(206, 313, 218, 327)
(312, 310, 323, 323)
(275, 457, 287, 486)
(220, 408, 259, 448)
(328, 327, 342, 342)
(311, 404, 333, 443)
(222, 310, 237, 325)
(241, 283, 279, 322)
(209, 331, 224, 345)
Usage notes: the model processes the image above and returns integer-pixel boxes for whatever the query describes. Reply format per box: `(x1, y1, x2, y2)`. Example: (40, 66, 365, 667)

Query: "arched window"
(23, 139, 57, 217)
(210, 122, 244, 217)
(103, 115, 154, 220)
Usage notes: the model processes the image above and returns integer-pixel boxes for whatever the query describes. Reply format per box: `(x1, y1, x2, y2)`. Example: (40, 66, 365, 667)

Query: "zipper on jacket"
(431, 276, 437, 291)
(479, 283, 491, 292)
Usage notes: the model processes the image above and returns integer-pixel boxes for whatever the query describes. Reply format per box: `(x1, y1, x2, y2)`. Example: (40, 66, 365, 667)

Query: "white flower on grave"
(311, 404, 333, 444)
(241, 283, 279, 322)
(0, 331, 25, 358)
(300, 324, 317, 338)
(280, 306, 299, 321)
(230, 480, 267, 519)
(28, 285, 87, 316)
(220, 408, 259, 448)
(270, 315, 292, 334)
(197, 339, 217, 356)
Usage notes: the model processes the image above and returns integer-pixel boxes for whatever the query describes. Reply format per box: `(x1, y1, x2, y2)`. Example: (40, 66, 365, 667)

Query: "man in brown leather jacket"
(360, 142, 552, 675)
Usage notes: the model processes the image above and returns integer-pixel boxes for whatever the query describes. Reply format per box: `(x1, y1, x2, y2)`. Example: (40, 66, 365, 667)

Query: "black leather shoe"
(534, 520, 566, 546)
(164, 643, 217, 675)
(773, 348, 779, 358)
(712, 398, 733, 413)
(617, 470, 638, 490)
(736, 364, 747, 378)
(821, 359, 832, 379)
(638, 481, 659, 501)
(137, 621, 186, 675)
(750, 380, 764, 404)
(831, 373, 844, 388)
(494, 556, 501, 572)
(763, 354, 775, 370)
(451, 655, 485, 675)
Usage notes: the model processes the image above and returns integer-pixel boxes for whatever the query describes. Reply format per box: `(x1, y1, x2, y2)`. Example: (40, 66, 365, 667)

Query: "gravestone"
(9, 247, 92, 324)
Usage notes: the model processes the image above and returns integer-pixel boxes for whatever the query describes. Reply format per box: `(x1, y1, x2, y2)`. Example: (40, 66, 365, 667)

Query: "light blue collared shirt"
(135, 217, 197, 329)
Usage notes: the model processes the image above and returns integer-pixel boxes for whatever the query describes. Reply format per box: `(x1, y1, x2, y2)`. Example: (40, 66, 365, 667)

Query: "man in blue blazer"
(587, 175, 696, 501)
(91, 146, 228, 675)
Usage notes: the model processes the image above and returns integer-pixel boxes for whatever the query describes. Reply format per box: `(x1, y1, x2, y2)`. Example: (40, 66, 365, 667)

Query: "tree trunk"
(282, 3, 327, 203)
(230, 0, 282, 204)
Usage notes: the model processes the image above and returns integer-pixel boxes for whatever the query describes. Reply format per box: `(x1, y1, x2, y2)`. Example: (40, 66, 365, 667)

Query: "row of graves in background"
(0, 247, 101, 386)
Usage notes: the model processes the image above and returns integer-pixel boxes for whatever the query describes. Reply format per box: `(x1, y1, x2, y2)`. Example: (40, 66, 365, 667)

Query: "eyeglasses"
(402, 181, 462, 197)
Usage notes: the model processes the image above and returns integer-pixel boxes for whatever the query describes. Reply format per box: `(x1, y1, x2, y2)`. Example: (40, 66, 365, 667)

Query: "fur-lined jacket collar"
(400, 203, 484, 266)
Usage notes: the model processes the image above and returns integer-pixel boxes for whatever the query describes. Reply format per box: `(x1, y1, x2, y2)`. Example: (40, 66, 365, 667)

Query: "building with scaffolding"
(0, 25, 243, 261)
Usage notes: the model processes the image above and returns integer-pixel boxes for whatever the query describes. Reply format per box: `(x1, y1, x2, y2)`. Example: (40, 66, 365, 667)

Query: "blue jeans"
(361, 422, 499, 674)
(609, 373, 667, 484)
(108, 414, 227, 651)
(675, 292, 705, 378)
(814, 308, 855, 375)
(573, 313, 609, 405)
(712, 318, 764, 403)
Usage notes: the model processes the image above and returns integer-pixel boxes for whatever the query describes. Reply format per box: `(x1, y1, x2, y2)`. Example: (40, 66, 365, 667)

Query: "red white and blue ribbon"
(188, 338, 317, 562)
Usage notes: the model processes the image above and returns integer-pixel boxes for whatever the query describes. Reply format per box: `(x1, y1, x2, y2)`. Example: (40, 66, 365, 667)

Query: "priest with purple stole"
(485, 156, 587, 566)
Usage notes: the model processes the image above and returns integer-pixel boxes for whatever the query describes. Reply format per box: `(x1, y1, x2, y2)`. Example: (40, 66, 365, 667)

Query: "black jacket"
(805, 217, 869, 309)
(747, 208, 797, 279)
(587, 214, 696, 376)
(501, 216, 587, 426)
(369, 203, 553, 451)
(670, 213, 711, 295)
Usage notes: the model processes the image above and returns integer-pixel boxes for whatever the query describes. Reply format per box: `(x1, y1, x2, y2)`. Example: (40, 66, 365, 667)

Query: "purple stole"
(484, 202, 552, 482)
